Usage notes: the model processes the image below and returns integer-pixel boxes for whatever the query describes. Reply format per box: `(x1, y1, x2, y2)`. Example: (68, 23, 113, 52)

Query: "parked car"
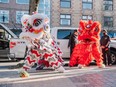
(110, 40, 116, 64)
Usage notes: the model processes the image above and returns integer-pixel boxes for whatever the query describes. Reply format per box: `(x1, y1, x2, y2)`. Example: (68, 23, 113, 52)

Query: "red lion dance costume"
(69, 20, 105, 68)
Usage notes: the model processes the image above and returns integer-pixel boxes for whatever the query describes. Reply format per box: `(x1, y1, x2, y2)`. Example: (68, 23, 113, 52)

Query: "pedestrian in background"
(68, 30, 78, 56)
(100, 29, 112, 66)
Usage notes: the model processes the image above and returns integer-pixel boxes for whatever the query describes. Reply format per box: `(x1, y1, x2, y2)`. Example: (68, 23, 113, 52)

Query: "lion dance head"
(78, 20, 101, 42)
(20, 12, 50, 40)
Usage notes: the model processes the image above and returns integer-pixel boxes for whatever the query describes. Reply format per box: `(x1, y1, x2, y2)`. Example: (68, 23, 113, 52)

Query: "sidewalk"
(0, 64, 116, 87)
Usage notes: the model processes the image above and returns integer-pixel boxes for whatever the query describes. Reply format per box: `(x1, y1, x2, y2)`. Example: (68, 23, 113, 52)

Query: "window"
(16, 11, 28, 23)
(60, 0, 71, 8)
(45, 11, 50, 16)
(45, 0, 50, 4)
(82, 15, 93, 20)
(57, 29, 74, 39)
(39, 0, 45, 10)
(104, 16, 113, 27)
(0, 0, 9, 3)
(38, 0, 50, 18)
(60, 14, 71, 26)
(103, 0, 113, 11)
(16, 0, 29, 4)
(38, 10, 44, 13)
(0, 10, 9, 23)
(82, 0, 93, 9)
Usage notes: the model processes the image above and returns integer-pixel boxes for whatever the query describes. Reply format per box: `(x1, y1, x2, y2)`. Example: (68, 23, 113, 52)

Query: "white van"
(0, 23, 26, 61)
(51, 27, 77, 59)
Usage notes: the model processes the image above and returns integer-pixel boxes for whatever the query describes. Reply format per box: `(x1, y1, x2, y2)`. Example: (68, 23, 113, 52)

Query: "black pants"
(70, 46, 74, 56)
(102, 48, 112, 65)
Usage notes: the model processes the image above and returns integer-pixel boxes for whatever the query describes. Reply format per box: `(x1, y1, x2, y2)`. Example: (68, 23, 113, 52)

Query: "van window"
(0, 28, 11, 49)
(57, 29, 74, 39)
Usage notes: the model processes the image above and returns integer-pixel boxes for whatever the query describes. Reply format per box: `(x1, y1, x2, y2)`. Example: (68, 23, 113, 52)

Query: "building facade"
(0, 0, 29, 28)
(50, 0, 116, 37)
(0, 0, 116, 37)
(0, 0, 50, 35)
(0, 0, 29, 35)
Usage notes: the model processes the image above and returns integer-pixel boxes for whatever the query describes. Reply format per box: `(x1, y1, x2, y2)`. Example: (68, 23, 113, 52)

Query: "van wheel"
(15, 59, 21, 62)
(110, 51, 116, 65)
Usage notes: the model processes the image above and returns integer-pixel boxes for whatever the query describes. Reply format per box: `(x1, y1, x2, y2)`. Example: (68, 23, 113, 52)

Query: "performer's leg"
(51, 40, 64, 64)
(106, 49, 112, 65)
(43, 52, 65, 73)
(102, 49, 107, 65)
(70, 47, 72, 56)
(77, 56, 85, 69)
(19, 49, 41, 77)
(69, 44, 83, 67)
(77, 44, 91, 68)
(92, 44, 105, 68)
(83, 44, 93, 66)
(84, 53, 93, 66)
(19, 55, 36, 78)
(77, 53, 91, 68)
(36, 59, 49, 70)
(69, 52, 79, 67)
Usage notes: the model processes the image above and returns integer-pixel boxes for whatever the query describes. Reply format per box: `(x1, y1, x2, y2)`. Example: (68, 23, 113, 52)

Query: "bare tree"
(29, 0, 40, 15)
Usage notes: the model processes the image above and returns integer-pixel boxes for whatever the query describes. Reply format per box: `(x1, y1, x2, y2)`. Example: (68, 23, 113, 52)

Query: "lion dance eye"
(43, 24, 50, 33)
(44, 24, 49, 31)
(33, 19, 42, 27)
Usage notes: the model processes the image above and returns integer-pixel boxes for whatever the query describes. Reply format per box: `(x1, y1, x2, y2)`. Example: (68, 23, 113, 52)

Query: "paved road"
(0, 62, 116, 87)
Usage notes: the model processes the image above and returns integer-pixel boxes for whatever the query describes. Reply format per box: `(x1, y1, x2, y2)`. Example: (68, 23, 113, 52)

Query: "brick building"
(0, 0, 50, 36)
(0, 0, 116, 37)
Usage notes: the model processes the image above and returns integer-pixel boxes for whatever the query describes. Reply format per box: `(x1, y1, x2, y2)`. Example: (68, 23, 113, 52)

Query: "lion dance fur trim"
(69, 20, 104, 68)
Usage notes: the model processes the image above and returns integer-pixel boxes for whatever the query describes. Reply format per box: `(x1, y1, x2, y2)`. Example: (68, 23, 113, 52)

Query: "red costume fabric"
(69, 20, 104, 67)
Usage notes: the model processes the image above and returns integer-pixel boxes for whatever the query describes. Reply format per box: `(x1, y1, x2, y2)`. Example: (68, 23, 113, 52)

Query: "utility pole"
(29, 0, 40, 15)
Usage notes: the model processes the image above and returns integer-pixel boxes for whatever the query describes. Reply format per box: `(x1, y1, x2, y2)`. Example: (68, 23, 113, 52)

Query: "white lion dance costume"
(19, 13, 65, 77)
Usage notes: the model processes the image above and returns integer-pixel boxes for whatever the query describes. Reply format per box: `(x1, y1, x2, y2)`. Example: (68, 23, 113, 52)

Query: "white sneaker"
(77, 64, 84, 69)
(56, 66, 65, 73)
(18, 68, 29, 78)
(98, 64, 105, 68)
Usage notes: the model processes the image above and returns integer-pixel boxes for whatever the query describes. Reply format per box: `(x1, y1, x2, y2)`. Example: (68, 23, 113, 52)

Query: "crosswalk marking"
(0, 66, 116, 84)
